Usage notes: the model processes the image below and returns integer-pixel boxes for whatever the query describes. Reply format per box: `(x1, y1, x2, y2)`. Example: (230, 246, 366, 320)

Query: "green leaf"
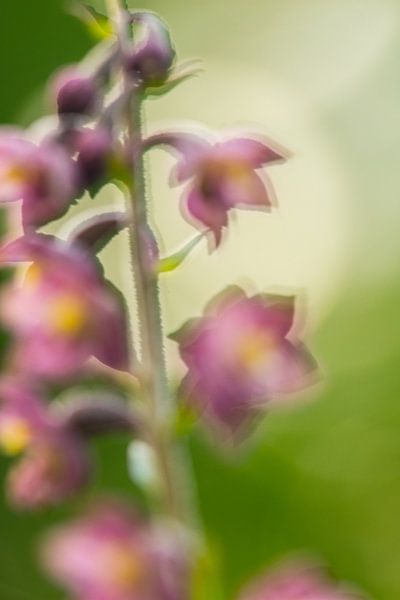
(157, 233, 205, 273)
(69, 3, 114, 41)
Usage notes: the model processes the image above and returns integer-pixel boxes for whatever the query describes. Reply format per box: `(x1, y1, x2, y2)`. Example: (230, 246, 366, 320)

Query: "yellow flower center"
(102, 544, 144, 590)
(25, 264, 43, 289)
(1, 163, 27, 185)
(199, 158, 250, 200)
(0, 417, 32, 455)
(224, 160, 249, 179)
(48, 294, 89, 336)
(237, 331, 276, 370)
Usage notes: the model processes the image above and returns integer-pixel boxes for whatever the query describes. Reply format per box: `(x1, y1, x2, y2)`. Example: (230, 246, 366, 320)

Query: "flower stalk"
(109, 0, 184, 520)
(0, 3, 330, 599)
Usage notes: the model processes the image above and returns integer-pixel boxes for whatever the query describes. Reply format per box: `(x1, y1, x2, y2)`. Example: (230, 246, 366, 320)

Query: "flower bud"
(52, 67, 98, 116)
(74, 127, 113, 188)
(125, 13, 175, 87)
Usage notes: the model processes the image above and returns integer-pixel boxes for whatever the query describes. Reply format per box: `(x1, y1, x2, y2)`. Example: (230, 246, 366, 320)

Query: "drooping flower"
(169, 133, 285, 245)
(0, 234, 130, 379)
(172, 287, 316, 436)
(41, 500, 190, 600)
(124, 12, 176, 87)
(238, 561, 364, 600)
(0, 130, 77, 228)
(0, 378, 91, 509)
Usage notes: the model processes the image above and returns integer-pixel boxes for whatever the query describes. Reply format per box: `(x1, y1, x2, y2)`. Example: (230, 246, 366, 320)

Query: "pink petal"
(220, 170, 272, 209)
(220, 136, 287, 167)
(182, 187, 228, 245)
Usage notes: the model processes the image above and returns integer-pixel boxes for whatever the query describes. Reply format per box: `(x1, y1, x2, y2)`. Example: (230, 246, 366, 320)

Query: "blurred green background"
(1, 0, 400, 598)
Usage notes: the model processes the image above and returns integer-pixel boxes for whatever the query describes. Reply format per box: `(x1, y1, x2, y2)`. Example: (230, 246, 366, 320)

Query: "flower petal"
(182, 187, 228, 245)
(220, 136, 287, 167)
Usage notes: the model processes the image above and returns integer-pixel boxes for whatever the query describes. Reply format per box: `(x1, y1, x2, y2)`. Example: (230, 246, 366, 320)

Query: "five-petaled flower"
(0, 130, 76, 228)
(42, 500, 190, 600)
(0, 234, 130, 379)
(173, 286, 316, 436)
(170, 133, 285, 245)
(238, 560, 363, 600)
(0, 378, 90, 509)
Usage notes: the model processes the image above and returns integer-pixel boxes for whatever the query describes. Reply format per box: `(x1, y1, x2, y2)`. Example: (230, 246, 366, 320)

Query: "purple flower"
(238, 561, 363, 600)
(0, 234, 130, 379)
(0, 379, 90, 509)
(0, 131, 77, 228)
(41, 500, 190, 600)
(171, 134, 285, 245)
(172, 287, 316, 436)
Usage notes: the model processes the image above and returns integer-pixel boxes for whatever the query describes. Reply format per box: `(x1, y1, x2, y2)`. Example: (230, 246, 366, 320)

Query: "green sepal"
(109, 154, 132, 189)
(145, 59, 203, 98)
(157, 233, 204, 274)
(172, 402, 197, 438)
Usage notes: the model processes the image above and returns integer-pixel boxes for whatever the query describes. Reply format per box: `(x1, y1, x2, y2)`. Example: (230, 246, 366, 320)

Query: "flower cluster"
(0, 4, 366, 600)
(41, 502, 361, 600)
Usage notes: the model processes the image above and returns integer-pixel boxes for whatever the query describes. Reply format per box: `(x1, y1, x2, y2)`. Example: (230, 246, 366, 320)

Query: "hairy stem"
(108, 0, 184, 520)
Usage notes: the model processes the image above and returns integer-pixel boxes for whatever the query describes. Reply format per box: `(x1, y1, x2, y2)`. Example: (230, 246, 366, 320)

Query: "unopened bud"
(125, 13, 175, 87)
(74, 127, 113, 188)
(52, 67, 98, 116)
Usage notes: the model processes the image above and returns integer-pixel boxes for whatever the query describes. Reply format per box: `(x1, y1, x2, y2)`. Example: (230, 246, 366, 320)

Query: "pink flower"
(42, 501, 190, 600)
(0, 379, 90, 509)
(0, 234, 130, 379)
(172, 287, 316, 436)
(0, 130, 76, 228)
(238, 561, 363, 600)
(170, 133, 285, 245)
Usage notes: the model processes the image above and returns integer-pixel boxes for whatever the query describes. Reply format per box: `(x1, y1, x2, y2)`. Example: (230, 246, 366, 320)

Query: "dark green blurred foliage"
(1, 1, 400, 599)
